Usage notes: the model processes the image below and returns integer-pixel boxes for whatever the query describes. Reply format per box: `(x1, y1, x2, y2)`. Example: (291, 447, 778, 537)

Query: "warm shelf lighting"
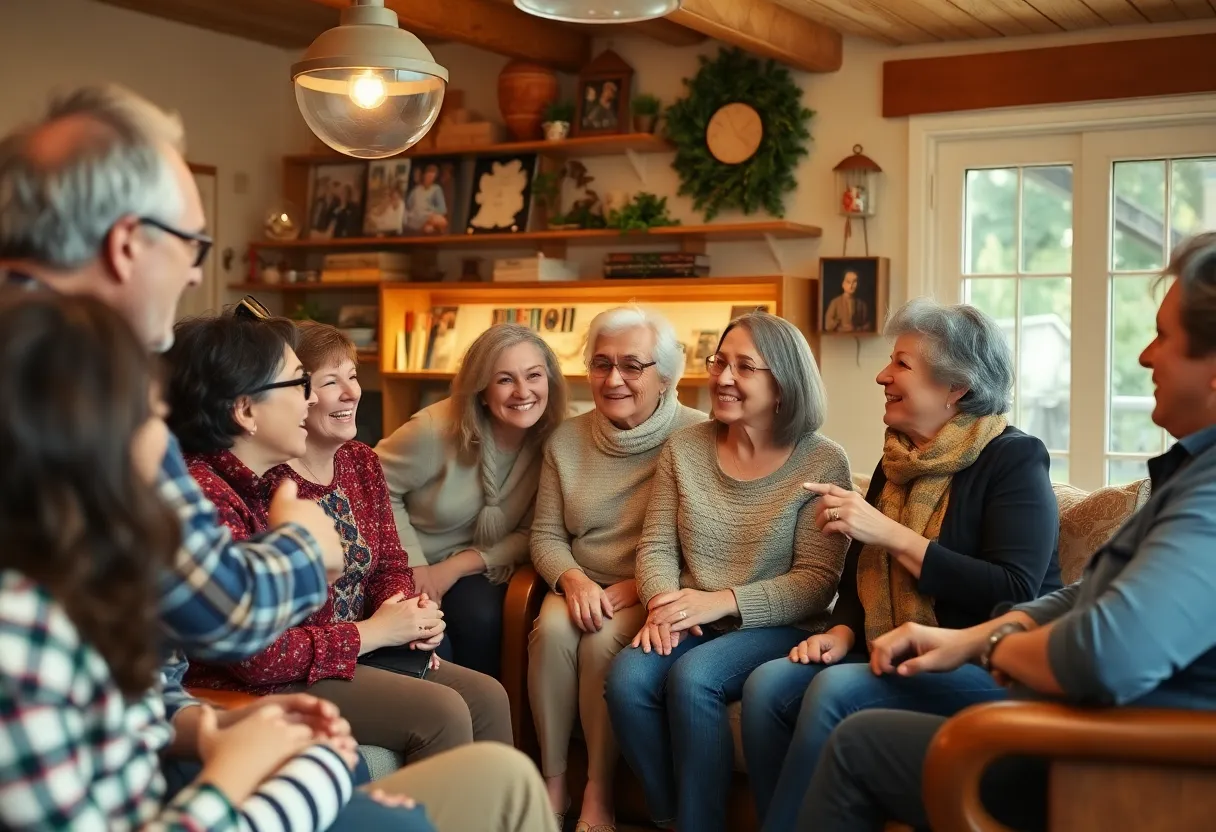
(292, 0, 448, 159)
(513, 0, 680, 24)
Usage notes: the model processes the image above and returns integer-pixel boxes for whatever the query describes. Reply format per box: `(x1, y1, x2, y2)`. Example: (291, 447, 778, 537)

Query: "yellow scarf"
(856, 412, 1007, 646)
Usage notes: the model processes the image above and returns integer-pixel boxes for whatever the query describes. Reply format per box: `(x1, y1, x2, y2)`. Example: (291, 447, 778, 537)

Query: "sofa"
(499, 476, 1153, 830)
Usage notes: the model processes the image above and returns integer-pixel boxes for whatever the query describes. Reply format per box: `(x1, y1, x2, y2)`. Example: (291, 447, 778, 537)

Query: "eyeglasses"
(588, 357, 656, 381)
(233, 295, 271, 321)
(138, 217, 213, 268)
(249, 374, 312, 400)
(705, 355, 772, 379)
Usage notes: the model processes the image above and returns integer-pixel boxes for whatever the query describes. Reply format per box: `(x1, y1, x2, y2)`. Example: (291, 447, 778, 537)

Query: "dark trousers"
(801, 709, 1047, 831)
(438, 573, 508, 679)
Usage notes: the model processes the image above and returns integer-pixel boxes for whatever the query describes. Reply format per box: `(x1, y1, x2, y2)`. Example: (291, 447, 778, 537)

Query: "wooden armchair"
(923, 700, 1216, 831)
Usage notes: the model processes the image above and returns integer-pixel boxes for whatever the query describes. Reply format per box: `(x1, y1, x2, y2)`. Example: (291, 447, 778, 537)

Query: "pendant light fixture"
(513, 0, 681, 24)
(292, 0, 448, 159)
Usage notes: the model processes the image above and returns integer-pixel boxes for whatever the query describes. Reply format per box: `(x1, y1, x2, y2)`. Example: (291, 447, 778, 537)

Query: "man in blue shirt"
(799, 231, 1216, 831)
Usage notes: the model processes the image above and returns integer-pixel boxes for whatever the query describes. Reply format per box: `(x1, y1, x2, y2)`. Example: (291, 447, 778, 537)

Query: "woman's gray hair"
(582, 304, 685, 386)
(1163, 231, 1216, 358)
(0, 84, 185, 270)
(716, 312, 826, 445)
(885, 298, 1013, 416)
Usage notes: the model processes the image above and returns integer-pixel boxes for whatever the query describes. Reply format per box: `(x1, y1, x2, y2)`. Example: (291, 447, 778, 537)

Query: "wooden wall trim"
(883, 33, 1216, 118)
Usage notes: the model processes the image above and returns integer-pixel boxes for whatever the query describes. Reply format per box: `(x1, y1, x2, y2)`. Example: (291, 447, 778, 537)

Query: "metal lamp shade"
(513, 0, 680, 24)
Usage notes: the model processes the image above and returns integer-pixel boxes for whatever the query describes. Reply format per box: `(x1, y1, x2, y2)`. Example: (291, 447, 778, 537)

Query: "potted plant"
(541, 100, 574, 141)
(631, 93, 661, 134)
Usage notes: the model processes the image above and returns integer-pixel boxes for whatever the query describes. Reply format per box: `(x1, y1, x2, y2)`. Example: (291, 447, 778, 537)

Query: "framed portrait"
(819, 256, 890, 336)
(306, 162, 367, 240)
(465, 154, 539, 235)
(363, 159, 411, 236)
(573, 49, 633, 137)
(686, 328, 721, 373)
(403, 157, 461, 236)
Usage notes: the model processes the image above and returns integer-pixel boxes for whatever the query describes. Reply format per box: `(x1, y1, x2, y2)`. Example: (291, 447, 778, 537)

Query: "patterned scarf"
(856, 412, 1007, 645)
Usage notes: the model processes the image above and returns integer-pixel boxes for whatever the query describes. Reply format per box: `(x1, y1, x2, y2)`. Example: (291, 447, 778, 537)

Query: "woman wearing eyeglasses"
(604, 311, 853, 832)
(375, 324, 567, 679)
(167, 313, 506, 766)
(527, 306, 704, 832)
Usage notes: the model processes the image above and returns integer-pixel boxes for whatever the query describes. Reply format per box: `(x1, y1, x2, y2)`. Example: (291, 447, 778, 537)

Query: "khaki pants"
(310, 660, 512, 763)
(372, 742, 556, 832)
(527, 591, 647, 780)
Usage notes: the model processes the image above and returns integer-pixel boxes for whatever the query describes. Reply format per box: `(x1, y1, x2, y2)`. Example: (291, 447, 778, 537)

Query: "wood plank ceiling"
(773, 0, 1216, 45)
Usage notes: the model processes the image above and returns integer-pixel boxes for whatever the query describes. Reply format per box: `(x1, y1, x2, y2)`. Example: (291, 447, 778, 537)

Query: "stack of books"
(603, 253, 710, 279)
(322, 252, 411, 283)
(492, 254, 579, 282)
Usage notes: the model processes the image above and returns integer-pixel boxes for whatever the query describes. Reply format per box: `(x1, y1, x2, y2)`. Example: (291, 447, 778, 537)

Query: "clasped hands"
(363, 592, 445, 670)
(631, 588, 737, 656)
(558, 569, 639, 633)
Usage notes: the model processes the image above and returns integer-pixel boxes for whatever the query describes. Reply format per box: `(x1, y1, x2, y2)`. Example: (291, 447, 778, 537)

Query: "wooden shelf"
(357, 352, 380, 364)
(251, 222, 822, 253)
(284, 133, 673, 165)
(229, 281, 384, 292)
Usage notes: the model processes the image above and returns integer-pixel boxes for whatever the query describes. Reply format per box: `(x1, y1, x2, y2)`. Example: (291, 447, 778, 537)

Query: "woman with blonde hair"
(376, 323, 567, 677)
(529, 305, 705, 831)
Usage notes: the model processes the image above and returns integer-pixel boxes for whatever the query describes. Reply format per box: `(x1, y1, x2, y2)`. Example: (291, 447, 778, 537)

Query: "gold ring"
(830, 508, 841, 522)
(678, 610, 687, 620)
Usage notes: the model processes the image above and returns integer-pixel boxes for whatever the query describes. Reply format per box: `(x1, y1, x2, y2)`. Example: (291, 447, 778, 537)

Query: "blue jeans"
(741, 657, 1008, 831)
(604, 625, 806, 832)
(439, 573, 508, 679)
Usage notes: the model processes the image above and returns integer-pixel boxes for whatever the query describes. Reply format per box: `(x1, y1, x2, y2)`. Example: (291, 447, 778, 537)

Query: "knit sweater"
(183, 444, 415, 693)
(375, 398, 542, 582)
(636, 421, 854, 630)
(531, 394, 706, 591)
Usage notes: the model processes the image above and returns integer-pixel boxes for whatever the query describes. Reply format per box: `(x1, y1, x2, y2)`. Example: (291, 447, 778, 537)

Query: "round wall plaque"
(706, 102, 763, 165)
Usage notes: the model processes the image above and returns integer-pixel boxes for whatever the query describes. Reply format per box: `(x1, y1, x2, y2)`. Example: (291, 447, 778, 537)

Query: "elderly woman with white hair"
(740, 298, 1063, 832)
(528, 305, 704, 832)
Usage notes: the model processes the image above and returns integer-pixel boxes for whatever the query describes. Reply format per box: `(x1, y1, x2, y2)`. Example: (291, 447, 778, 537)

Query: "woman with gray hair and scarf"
(528, 305, 705, 832)
(741, 298, 1063, 831)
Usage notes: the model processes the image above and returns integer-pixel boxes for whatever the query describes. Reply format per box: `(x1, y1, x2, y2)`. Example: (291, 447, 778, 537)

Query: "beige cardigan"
(374, 399, 541, 582)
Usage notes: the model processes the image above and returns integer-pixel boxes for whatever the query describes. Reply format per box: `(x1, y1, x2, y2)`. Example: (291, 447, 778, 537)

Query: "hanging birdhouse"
(834, 145, 882, 218)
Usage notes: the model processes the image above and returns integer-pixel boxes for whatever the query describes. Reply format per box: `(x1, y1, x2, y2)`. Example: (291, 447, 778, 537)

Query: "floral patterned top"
(183, 442, 416, 692)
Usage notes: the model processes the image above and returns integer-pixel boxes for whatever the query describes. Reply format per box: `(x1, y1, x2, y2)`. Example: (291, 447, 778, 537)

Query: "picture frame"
(306, 162, 367, 240)
(402, 157, 462, 236)
(363, 159, 412, 236)
(574, 49, 633, 137)
(819, 256, 889, 336)
(465, 154, 539, 235)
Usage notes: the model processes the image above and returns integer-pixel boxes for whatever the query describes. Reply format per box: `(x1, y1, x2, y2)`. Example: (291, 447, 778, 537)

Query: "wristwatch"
(980, 621, 1027, 670)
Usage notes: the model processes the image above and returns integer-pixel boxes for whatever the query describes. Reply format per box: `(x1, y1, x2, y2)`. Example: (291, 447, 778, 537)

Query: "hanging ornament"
(833, 144, 882, 255)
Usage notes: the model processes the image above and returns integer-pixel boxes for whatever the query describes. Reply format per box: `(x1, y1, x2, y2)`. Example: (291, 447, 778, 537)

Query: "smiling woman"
(376, 324, 568, 678)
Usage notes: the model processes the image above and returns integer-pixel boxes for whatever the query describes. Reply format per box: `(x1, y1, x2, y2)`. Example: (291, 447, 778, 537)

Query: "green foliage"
(631, 93, 661, 116)
(532, 170, 563, 211)
(606, 192, 680, 232)
(664, 47, 813, 221)
(543, 100, 574, 124)
(288, 300, 332, 323)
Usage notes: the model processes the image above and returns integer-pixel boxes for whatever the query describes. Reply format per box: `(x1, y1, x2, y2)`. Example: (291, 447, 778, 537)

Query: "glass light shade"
(292, 1, 448, 159)
(513, 0, 680, 23)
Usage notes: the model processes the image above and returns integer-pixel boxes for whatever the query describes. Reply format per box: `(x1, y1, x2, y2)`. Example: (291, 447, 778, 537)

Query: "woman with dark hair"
(376, 323, 567, 678)
(171, 314, 511, 764)
(603, 311, 853, 832)
(0, 294, 363, 830)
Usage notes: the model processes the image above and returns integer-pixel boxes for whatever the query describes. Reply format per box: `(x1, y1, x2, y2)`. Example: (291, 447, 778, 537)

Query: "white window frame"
(907, 94, 1216, 490)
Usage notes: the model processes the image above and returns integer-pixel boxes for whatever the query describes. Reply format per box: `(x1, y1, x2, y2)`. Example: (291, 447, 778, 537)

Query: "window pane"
(964, 278, 1016, 348)
(965, 168, 1017, 275)
(1109, 275, 1166, 454)
(1050, 455, 1069, 485)
(1022, 166, 1073, 273)
(1108, 457, 1150, 487)
(1171, 157, 1216, 239)
(1019, 277, 1070, 452)
(1112, 160, 1166, 272)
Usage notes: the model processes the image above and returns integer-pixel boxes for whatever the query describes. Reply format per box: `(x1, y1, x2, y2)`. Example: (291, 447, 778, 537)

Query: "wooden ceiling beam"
(623, 17, 709, 46)
(98, 0, 338, 48)
(309, 0, 589, 71)
(669, 0, 842, 73)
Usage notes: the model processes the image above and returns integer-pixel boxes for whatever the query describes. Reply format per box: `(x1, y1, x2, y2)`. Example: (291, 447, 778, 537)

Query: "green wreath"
(665, 48, 814, 221)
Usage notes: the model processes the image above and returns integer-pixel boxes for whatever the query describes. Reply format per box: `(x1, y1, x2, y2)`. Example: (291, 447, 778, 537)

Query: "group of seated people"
(1, 82, 1215, 832)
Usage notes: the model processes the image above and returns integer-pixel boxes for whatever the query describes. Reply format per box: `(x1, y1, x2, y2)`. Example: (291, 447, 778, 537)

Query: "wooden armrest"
(184, 687, 260, 710)
(923, 700, 1216, 832)
(500, 564, 547, 756)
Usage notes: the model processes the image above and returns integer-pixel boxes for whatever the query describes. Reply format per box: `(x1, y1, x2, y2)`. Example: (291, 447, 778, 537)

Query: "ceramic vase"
(498, 60, 559, 141)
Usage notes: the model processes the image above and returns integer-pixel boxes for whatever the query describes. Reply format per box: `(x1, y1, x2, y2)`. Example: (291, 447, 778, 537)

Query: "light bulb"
(349, 72, 388, 109)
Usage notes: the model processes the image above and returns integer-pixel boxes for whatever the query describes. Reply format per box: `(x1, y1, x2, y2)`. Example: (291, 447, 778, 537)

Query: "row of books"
(491, 306, 579, 333)
(603, 252, 710, 278)
(393, 307, 459, 372)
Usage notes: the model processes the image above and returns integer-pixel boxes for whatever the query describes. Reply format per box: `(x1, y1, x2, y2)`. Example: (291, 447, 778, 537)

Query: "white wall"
(0, 0, 312, 308)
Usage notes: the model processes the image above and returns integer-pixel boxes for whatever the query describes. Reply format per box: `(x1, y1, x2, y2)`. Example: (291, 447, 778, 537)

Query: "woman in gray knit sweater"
(529, 306, 705, 832)
(604, 312, 852, 832)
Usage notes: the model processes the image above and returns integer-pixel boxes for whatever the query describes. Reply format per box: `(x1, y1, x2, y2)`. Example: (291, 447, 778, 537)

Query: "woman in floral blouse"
(169, 312, 510, 764)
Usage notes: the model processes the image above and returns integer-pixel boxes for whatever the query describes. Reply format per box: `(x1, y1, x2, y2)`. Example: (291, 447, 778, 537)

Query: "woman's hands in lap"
(603, 578, 639, 612)
(365, 592, 445, 649)
(558, 569, 614, 632)
(789, 625, 855, 665)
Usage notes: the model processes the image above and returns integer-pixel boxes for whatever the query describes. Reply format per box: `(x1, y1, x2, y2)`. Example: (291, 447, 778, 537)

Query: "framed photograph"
(574, 49, 633, 137)
(403, 157, 461, 236)
(819, 256, 890, 336)
(363, 159, 411, 236)
(465, 154, 539, 235)
(307, 162, 367, 240)
(687, 328, 721, 373)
